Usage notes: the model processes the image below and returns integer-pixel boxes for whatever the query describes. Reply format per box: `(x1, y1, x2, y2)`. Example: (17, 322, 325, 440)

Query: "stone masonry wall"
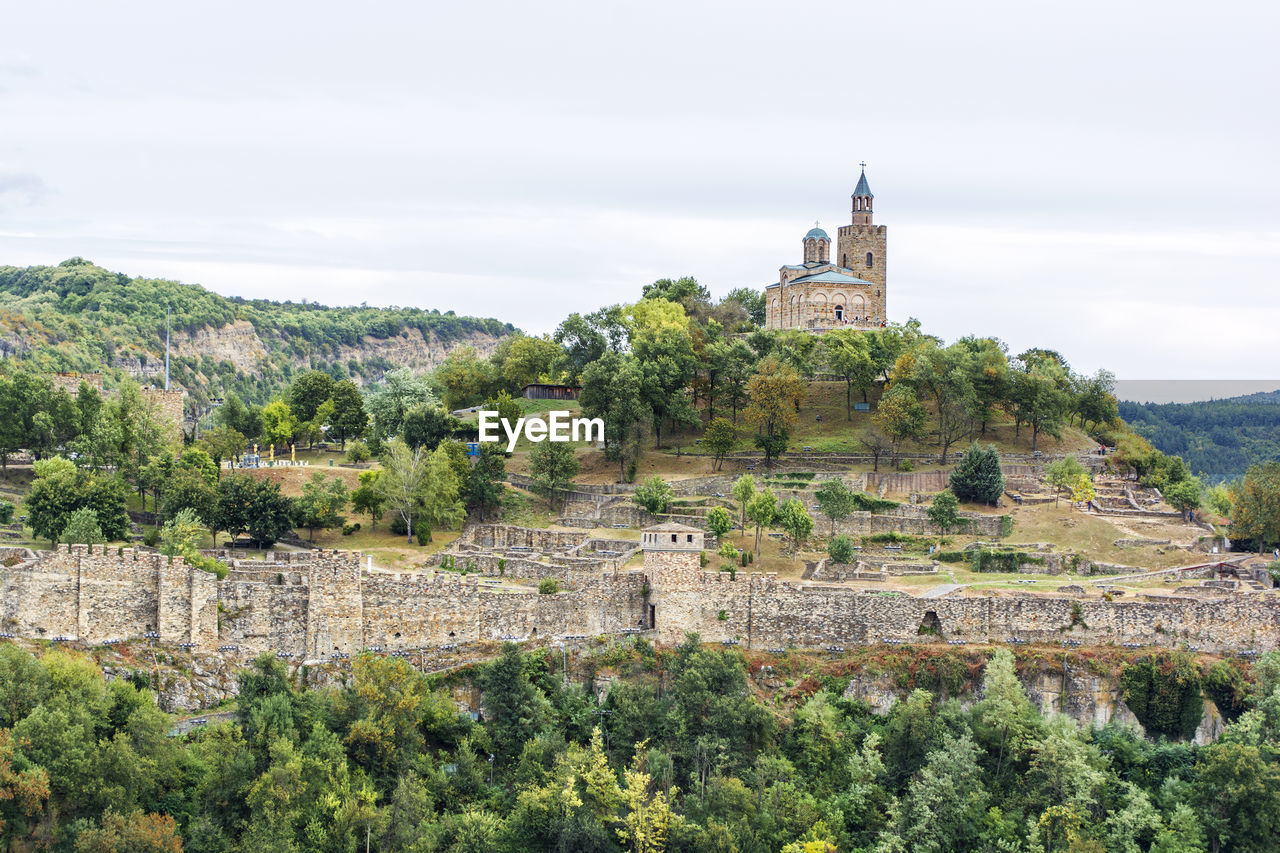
(5, 545, 1280, 659)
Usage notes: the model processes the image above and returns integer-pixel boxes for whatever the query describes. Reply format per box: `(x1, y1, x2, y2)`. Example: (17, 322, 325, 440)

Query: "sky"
(1, 0, 1277, 381)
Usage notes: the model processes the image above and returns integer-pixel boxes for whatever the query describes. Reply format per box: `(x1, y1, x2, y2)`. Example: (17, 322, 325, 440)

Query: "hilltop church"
(764, 166, 887, 331)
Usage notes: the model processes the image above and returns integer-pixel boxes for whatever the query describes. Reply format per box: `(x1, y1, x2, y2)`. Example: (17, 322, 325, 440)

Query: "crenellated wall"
(2, 545, 1279, 658)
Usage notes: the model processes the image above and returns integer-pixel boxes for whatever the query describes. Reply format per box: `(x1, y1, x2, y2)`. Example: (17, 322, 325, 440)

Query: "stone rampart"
(4, 543, 1280, 659)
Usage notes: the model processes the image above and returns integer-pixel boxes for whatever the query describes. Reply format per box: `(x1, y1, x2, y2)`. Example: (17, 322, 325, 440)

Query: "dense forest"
(0, 637, 1275, 852)
(0, 259, 513, 405)
(1118, 392, 1280, 482)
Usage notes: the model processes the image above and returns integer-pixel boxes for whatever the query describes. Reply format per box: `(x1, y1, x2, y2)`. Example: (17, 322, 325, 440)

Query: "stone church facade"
(764, 167, 887, 331)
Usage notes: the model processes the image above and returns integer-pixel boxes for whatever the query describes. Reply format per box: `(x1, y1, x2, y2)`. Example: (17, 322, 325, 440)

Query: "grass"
(661, 380, 1100, 459)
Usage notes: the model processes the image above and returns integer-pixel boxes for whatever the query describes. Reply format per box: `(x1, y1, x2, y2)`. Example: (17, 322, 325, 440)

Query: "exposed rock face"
(840, 665, 1227, 745)
(171, 319, 267, 373)
(154, 320, 506, 385)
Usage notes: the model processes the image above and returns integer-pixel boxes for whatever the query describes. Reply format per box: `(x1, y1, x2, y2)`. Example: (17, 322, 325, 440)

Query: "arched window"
(841, 253, 847, 267)
(866, 252, 874, 267)
(834, 305, 844, 321)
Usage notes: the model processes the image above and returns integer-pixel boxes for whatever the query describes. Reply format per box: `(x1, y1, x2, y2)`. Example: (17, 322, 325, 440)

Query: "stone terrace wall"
(459, 525, 589, 552)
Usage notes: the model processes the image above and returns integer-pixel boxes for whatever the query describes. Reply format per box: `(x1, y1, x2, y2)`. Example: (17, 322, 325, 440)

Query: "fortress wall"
(4, 545, 1279, 658)
(656, 575, 1280, 652)
(218, 576, 310, 656)
(361, 571, 482, 649)
(305, 551, 365, 658)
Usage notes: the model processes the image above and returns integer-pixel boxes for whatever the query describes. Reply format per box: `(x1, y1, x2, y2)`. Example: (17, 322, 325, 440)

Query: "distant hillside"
(1118, 393, 1280, 481)
(0, 258, 514, 406)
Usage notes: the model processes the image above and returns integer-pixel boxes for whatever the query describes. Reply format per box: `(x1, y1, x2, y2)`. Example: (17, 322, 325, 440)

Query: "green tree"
(927, 489, 963, 533)
(365, 368, 438, 442)
(401, 404, 457, 451)
(435, 346, 497, 411)
(633, 322, 699, 449)
(345, 439, 371, 464)
(706, 506, 733, 538)
(198, 426, 245, 477)
(482, 390, 522, 429)
(377, 438, 436, 543)
(1012, 354, 1071, 453)
(467, 444, 506, 521)
(497, 334, 563, 390)
(479, 644, 550, 762)
(258, 400, 296, 448)
(580, 351, 650, 482)
(60, 508, 104, 546)
(754, 430, 790, 472)
(1045, 456, 1086, 506)
(776, 498, 813, 560)
(212, 474, 256, 545)
(528, 440, 580, 512)
(702, 417, 737, 471)
(634, 476, 674, 515)
(176, 446, 219, 486)
(24, 457, 80, 545)
(747, 488, 778, 553)
(159, 507, 206, 558)
(731, 474, 756, 532)
(950, 444, 1005, 505)
(287, 370, 336, 426)
(350, 470, 386, 530)
(295, 472, 349, 541)
(325, 379, 367, 449)
(1193, 741, 1280, 852)
(822, 328, 878, 418)
(25, 459, 128, 545)
(814, 478, 856, 535)
(873, 383, 927, 461)
(159, 468, 217, 527)
(1165, 477, 1202, 521)
(244, 478, 294, 548)
(418, 445, 466, 541)
(828, 534, 855, 564)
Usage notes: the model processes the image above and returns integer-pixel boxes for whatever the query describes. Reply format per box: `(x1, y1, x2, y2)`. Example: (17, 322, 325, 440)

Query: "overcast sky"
(1, 0, 1277, 380)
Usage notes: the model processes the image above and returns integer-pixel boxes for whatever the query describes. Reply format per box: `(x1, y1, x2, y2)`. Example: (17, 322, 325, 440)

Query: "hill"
(0, 258, 514, 406)
(1118, 393, 1280, 481)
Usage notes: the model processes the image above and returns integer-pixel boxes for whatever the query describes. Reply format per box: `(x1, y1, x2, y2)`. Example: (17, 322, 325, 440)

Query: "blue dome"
(805, 226, 830, 241)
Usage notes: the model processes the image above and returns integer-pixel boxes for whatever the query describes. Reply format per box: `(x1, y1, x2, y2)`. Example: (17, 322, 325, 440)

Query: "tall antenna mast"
(164, 303, 171, 391)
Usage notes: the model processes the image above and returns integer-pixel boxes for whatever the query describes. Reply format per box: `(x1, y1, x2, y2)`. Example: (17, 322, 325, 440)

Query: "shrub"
(538, 578, 560, 594)
(828, 535, 855, 564)
(969, 549, 1035, 573)
(699, 550, 708, 567)
(390, 516, 408, 536)
(0, 499, 13, 524)
(634, 476, 675, 514)
(61, 508, 104, 546)
(416, 528, 429, 545)
(345, 440, 371, 465)
(717, 609, 728, 621)
(143, 527, 161, 547)
(935, 551, 967, 563)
